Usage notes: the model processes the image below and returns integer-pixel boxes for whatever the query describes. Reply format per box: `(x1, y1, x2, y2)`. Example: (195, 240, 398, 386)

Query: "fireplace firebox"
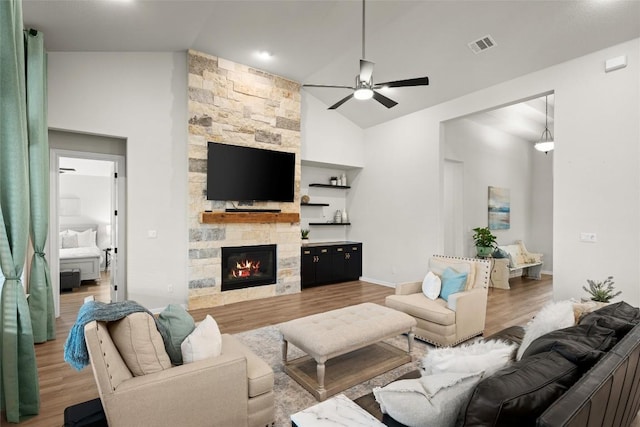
(221, 244, 276, 291)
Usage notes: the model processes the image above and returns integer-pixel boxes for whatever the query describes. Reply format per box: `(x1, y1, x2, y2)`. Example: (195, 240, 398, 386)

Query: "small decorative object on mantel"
(330, 176, 338, 186)
(301, 228, 310, 240)
(301, 195, 310, 204)
(582, 276, 621, 303)
(472, 226, 497, 258)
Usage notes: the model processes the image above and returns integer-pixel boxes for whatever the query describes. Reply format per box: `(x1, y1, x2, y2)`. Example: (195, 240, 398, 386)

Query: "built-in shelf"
(201, 211, 300, 224)
(309, 183, 351, 189)
(301, 202, 330, 207)
(309, 222, 351, 226)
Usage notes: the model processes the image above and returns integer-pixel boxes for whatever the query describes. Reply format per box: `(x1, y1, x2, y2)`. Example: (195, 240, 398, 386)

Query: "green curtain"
(26, 29, 55, 344)
(0, 0, 41, 422)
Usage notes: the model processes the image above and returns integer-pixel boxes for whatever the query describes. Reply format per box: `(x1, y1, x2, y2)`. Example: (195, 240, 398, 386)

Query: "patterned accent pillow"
(61, 232, 79, 249)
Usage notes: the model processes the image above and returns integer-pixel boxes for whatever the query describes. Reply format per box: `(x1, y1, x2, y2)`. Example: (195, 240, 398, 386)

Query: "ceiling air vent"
(468, 35, 497, 54)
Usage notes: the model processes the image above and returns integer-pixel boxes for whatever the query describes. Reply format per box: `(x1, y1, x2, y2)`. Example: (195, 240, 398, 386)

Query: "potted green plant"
(582, 276, 621, 303)
(301, 228, 310, 240)
(472, 227, 497, 258)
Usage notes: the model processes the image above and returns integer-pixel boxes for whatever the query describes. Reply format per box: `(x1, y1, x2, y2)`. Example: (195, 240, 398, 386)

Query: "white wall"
(349, 38, 639, 304)
(48, 52, 189, 310)
(60, 174, 111, 225)
(301, 92, 365, 168)
(444, 118, 533, 254)
(530, 151, 554, 273)
(300, 166, 349, 243)
(300, 91, 365, 245)
(59, 174, 112, 250)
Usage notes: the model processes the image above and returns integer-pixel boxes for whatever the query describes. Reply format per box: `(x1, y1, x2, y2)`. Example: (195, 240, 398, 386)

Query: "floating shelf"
(309, 183, 351, 189)
(301, 202, 330, 207)
(201, 211, 300, 224)
(309, 222, 351, 226)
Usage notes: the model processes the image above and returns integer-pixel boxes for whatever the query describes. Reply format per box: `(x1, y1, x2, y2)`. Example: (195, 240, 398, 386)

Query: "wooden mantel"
(200, 211, 300, 224)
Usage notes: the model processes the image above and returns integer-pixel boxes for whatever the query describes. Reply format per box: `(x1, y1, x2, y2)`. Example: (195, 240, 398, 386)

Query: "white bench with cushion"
(497, 240, 543, 280)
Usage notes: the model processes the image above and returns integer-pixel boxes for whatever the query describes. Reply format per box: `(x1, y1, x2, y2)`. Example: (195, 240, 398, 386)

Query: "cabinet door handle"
(304, 250, 311, 255)
(336, 248, 343, 252)
(321, 249, 328, 253)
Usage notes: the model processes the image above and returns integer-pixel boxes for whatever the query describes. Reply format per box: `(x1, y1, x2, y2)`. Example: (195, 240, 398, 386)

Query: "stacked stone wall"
(187, 50, 301, 309)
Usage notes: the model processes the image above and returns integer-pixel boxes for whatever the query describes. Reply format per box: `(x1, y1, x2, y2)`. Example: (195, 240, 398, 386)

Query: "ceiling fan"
(303, 0, 429, 110)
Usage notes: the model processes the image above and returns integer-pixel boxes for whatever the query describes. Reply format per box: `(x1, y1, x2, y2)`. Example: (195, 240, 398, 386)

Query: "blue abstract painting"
(488, 186, 510, 230)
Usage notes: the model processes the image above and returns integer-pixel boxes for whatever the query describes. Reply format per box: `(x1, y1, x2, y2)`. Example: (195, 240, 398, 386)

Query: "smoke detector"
(468, 35, 497, 54)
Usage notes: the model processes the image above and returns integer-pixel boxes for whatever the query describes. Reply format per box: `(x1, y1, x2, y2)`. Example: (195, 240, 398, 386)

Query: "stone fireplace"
(187, 50, 301, 309)
(221, 244, 277, 291)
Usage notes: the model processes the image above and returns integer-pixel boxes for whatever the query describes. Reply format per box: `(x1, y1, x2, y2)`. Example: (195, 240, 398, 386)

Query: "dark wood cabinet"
(301, 242, 362, 288)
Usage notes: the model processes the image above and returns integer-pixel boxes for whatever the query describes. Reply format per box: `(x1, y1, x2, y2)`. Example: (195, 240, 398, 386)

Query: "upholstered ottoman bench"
(279, 302, 416, 400)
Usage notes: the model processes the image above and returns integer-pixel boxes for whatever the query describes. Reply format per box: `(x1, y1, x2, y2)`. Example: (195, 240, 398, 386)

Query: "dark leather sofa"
(355, 302, 640, 427)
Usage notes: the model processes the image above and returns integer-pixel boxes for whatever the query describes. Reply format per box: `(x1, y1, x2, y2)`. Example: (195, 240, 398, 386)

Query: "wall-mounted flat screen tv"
(206, 142, 295, 202)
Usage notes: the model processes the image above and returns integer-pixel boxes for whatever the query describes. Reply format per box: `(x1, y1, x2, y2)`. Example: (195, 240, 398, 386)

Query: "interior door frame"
(49, 149, 127, 317)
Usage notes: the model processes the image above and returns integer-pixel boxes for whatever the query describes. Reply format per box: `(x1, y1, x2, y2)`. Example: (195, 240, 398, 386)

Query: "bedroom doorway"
(48, 130, 127, 317)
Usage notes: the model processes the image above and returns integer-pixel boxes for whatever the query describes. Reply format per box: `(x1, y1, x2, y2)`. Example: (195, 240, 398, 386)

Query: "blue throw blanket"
(64, 300, 168, 371)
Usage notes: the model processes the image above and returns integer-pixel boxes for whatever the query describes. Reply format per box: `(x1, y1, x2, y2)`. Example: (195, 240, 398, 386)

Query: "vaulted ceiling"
(23, 0, 639, 131)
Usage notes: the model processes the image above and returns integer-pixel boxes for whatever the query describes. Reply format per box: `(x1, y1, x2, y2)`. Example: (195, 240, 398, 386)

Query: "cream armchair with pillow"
(84, 312, 275, 427)
(385, 255, 491, 347)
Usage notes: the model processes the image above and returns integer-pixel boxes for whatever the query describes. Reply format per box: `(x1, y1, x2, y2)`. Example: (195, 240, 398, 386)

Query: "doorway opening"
(441, 93, 554, 273)
(48, 130, 126, 317)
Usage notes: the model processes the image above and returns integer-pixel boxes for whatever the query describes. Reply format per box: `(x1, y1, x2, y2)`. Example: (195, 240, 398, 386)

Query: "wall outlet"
(147, 230, 157, 239)
(580, 232, 597, 243)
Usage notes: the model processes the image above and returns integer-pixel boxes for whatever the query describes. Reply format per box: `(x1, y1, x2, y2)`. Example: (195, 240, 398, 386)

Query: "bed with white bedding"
(59, 225, 102, 282)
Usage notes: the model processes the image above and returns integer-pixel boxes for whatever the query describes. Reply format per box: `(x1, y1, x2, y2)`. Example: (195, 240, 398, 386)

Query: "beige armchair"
(84, 317, 275, 427)
(385, 255, 491, 347)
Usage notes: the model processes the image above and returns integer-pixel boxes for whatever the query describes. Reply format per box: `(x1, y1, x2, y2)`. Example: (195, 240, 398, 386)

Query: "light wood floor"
(17, 274, 551, 426)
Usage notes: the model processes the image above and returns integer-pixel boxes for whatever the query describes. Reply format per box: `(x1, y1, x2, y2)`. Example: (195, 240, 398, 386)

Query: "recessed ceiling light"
(256, 51, 274, 60)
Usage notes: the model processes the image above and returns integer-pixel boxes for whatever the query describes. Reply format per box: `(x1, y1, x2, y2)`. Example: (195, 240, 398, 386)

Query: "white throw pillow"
(73, 229, 96, 247)
(373, 372, 482, 427)
(181, 315, 222, 364)
(422, 339, 517, 377)
(516, 300, 575, 360)
(422, 271, 441, 300)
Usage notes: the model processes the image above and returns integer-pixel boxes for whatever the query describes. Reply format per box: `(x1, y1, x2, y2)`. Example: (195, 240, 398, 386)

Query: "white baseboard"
(359, 276, 396, 288)
(541, 270, 553, 276)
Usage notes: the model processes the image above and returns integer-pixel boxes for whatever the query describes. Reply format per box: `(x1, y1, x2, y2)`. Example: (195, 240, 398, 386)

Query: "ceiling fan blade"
(303, 84, 354, 89)
(359, 59, 374, 82)
(328, 93, 354, 110)
(372, 90, 398, 109)
(374, 76, 429, 88)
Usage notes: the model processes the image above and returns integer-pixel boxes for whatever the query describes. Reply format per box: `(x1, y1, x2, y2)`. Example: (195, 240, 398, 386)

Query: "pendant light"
(535, 95, 554, 153)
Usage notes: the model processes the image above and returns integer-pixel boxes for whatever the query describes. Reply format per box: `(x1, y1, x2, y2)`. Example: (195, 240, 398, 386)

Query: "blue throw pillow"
(440, 267, 468, 302)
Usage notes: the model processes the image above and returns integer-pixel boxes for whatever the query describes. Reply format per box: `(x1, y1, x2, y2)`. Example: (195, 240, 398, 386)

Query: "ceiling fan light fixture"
(354, 87, 373, 100)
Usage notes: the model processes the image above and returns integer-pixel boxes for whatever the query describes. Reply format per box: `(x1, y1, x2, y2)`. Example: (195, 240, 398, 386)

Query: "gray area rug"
(235, 325, 433, 426)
